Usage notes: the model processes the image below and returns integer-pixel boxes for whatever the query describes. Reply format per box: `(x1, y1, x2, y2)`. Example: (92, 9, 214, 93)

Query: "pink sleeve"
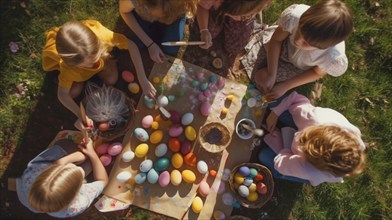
(271, 92, 311, 116)
(198, 0, 218, 10)
(274, 149, 344, 186)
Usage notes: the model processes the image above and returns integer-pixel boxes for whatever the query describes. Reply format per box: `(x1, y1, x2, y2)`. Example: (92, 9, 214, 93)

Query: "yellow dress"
(42, 20, 129, 89)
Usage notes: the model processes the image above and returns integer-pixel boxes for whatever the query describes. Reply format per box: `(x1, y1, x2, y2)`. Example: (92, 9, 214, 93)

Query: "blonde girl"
(119, 0, 198, 63)
(258, 92, 366, 186)
(43, 20, 154, 130)
(196, 0, 272, 55)
(16, 138, 108, 217)
(242, 0, 353, 100)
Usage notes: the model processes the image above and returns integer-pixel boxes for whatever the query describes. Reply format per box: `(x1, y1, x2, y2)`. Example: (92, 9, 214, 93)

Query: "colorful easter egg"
(157, 95, 169, 107)
(182, 170, 196, 183)
(99, 154, 112, 166)
(169, 110, 181, 123)
(238, 185, 250, 197)
(247, 191, 259, 202)
(198, 180, 210, 197)
(198, 92, 207, 101)
(203, 89, 212, 97)
(210, 75, 217, 83)
(200, 82, 208, 91)
(98, 122, 109, 131)
(139, 159, 153, 173)
(121, 70, 134, 83)
(143, 95, 156, 109)
(248, 183, 257, 192)
(151, 121, 159, 130)
(168, 138, 181, 152)
(96, 143, 109, 155)
(192, 196, 203, 213)
(243, 177, 254, 186)
(249, 168, 258, 178)
(209, 169, 217, 177)
(238, 166, 250, 177)
(180, 140, 192, 155)
(171, 153, 184, 169)
(170, 169, 182, 186)
(147, 168, 159, 184)
(181, 112, 194, 126)
(135, 143, 149, 158)
(159, 171, 170, 187)
(116, 171, 132, 183)
(135, 173, 147, 184)
(155, 143, 168, 157)
(154, 157, 170, 171)
(197, 160, 208, 174)
(169, 124, 183, 137)
(185, 126, 197, 141)
(256, 182, 267, 194)
(168, 95, 175, 102)
(107, 142, 122, 156)
(234, 173, 245, 185)
(255, 173, 264, 181)
(134, 128, 149, 142)
(150, 130, 163, 144)
(142, 115, 154, 128)
(122, 150, 135, 162)
(128, 83, 140, 94)
(199, 102, 211, 117)
(184, 152, 197, 167)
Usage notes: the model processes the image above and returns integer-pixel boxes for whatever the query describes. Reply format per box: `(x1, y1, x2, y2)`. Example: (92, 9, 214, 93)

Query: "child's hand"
(265, 82, 288, 100)
(266, 111, 278, 134)
(148, 43, 165, 63)
(78, 138, 97, 158)
(200, 30, 212, 49)
(141, 80, 157, 98)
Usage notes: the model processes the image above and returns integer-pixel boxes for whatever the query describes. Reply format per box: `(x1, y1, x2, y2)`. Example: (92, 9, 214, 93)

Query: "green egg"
(249, 168, 258, 178)
(154, 157, 170, 171)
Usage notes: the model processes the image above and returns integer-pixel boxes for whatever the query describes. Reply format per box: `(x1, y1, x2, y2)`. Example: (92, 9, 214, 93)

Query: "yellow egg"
(150, 130, 163, 144)
(234, 172, 245, 185)
(182, 169, 196, 184)
(246, 191, 259, 202)
(151, 121, 159, 130)
(248, 183, 257, 192)
(185, 126, 197, 141)
(152, 76, 160, 84)
(171, 153, 183, 169)
(192, 196, 203, 213)
(128, 83, 140, 94)
(135, 143, 149, 158)
(170, 169, 182, 186)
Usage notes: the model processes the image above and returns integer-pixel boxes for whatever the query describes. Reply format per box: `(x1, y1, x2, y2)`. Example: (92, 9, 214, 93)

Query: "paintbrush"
(161, 41, 205, 46)
(79, 102, 90, 143)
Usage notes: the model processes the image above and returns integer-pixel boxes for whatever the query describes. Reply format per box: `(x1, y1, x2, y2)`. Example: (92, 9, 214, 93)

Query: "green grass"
(1, 0, 392, 219)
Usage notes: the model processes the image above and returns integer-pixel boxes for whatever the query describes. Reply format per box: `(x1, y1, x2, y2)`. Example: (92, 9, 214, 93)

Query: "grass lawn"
(1, 0, 391, 219)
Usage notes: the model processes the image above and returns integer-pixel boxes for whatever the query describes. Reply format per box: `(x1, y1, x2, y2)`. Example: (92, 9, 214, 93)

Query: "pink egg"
(169, 124, 183, 137)
(122, 70, 135, 83)
(107, 142, 123, 156)
(100, 154, 112, 166)
(141, 115, 154, 128)
(203, 90, 212, 97)
(180, 140, 192, 155)
(159, 171, 170, 187)
(169, 110, 181, 123)
(96, 143, 109, 155)
(200, 102, 211, 117)
(198, 92, 207, 101)
(198, 180, 210, 197)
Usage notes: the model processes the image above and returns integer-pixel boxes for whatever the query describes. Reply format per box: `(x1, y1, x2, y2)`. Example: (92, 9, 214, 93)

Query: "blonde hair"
(56, 21, 109, 66)
(28, 164, 84, 213)
(214, 0, 272, 22)
(298, 0, 353, 49)
(140, 0, 198, 24)
(299, 125, 365, 177)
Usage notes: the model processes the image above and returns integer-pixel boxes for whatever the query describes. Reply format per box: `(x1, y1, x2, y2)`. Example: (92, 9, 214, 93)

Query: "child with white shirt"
(258, 91, 366, 186)
(242, 0, 353, 100)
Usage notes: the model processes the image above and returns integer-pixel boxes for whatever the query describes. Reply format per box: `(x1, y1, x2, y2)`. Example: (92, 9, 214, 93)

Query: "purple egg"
(238, 166, 250, 177)
(181, 140, 192, 155)
(159, 171, 170, 187)
(169, 110, 181, 123)
(169, 124, 184, 137)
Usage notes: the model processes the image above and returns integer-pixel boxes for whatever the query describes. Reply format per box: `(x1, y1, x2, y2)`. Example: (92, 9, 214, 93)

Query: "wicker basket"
(199, 122, 231, 153)
(229, 163, 274, 208)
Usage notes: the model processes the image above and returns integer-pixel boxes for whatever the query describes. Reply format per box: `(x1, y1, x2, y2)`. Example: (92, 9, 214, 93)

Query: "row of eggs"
(233, 166, 268, 202)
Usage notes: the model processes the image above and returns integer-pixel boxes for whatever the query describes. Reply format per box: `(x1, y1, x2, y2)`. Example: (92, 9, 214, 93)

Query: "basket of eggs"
(229, 163, 274, 208)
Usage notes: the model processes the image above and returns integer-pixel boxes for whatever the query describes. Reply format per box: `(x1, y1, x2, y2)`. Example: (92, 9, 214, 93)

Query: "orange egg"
(184, 152, 197, 166)
(168, 138, 181, 152)
(209, 169, 217, 177)
(98, 122, 109, 131)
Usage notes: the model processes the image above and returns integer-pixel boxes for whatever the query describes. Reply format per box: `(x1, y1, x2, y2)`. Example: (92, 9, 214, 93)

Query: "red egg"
(256, 182, 267, 194)
(122, 70, 135, 83)
(168, 138, 181, 152)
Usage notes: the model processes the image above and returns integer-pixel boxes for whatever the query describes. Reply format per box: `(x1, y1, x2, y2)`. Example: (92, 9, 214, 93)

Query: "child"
(195, 0, 272, 55)
(241, 0, 353, 100)
(16, 138, 108, 218)
(259, 91, 366, 186)
(42, 20, 155, 130)
(119, 0, 198, 63)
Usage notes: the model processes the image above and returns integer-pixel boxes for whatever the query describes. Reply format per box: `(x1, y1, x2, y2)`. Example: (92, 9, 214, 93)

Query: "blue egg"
(243, 177, 254, 186)
(154, 157, 170, 171)
(147, 168, 159, 184)
(210, 75, 217, 83)
(134, 128, 149, 142)
(140, 159, 153, 173)
(135, 172, 147, 184)
(238, 166, 250, 177)
(200, 82, 208, 91)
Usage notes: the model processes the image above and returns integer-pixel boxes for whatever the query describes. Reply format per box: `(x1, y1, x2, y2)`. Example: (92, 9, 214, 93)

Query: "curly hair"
(299, 125, 365, 177)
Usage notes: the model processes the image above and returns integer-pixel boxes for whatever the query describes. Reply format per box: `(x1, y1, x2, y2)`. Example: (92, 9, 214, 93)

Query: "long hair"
(298, 0, 353, 49)
(299, 125, 365, 177)
(56, 21, 109, 66)
(28, 164, 84, 213)
(141, 0, 198, 24)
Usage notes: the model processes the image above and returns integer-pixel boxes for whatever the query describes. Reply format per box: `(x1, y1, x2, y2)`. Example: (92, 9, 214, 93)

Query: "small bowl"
(236, 118, 256, 140)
